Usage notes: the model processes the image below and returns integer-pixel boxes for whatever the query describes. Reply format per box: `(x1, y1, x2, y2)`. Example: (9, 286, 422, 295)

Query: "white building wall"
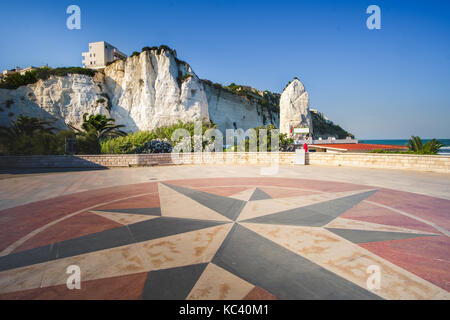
(82, 41, 126, 69)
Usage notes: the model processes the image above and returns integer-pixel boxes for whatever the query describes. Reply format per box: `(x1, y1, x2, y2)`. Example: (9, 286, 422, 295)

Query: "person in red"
(303, 143, 308, 152)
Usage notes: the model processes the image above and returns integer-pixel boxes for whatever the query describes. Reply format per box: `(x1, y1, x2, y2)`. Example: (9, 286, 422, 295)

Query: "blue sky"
(1, 0, 449, 139)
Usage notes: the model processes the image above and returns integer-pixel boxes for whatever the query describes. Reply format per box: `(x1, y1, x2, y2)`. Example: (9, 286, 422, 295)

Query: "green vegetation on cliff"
(311, 110, 354, 139)
(0, 67, 96, 90)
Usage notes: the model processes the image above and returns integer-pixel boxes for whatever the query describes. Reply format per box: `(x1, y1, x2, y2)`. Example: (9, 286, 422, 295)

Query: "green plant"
(0, 114, 56, 138)
(180, 74, 193, 83)
(406, 136, 443, 154)
(131, 51, 140, 57)
(69, 113, 126, 141)
(232, 124, 294, 152)
(310, 111, 353, 139)
(100, 121, 217, 154)
(0, 67, 96, 89)
(0, 115, 59, 155)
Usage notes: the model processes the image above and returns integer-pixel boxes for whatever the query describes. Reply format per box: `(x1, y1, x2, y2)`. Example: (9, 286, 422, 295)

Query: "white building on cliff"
(82, 41, 127, 69)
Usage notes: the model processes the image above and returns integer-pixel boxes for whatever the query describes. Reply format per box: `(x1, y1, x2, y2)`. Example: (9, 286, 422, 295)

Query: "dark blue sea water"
(359, 139, 450, 155)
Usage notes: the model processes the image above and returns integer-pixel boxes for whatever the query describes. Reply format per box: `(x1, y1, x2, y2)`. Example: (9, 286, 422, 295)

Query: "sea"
(359, 139, 450, 155)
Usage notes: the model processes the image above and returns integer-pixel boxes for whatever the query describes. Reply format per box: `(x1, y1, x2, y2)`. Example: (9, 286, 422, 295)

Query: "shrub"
(76, 131, 101, 154)
(134, 139, 173, 154)
(0, 67, 96, 89)
(180, 74, 193, 83)
(100, 121, 217, 154)
(131, 51, 140, 57)
(232, 124, 294, 152)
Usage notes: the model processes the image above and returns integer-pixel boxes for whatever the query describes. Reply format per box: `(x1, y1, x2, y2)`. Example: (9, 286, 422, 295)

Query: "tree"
(0, 115, 58, 155)
(0, 114, 56, 139)
(406, 136, 443, 154)
(69, 113, 127, 141)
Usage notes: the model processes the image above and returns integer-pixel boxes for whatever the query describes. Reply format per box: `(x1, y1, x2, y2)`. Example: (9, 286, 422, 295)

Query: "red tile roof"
(311, 143, 408, 151)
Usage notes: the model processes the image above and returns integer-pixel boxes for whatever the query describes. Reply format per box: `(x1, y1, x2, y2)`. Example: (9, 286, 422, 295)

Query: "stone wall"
(0, 152, 449, 173)
(307, 152, 450, 173)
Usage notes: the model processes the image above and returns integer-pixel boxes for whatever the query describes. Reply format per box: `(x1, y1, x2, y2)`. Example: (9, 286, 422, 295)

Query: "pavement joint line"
(365, 200, 449, 237)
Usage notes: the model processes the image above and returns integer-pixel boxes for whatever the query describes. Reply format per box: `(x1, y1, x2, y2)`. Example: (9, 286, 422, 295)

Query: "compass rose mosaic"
(0, 177, 448, 300)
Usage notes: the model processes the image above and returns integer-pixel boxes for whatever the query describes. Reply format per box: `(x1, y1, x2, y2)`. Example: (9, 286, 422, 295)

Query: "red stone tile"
(0, 272, 148, 300)
(0, 182, 158, 251)
(367, 189, 450, 230)
(243, 287, 278, 300)
(360, 236, 450, 291)
(94, 193, 160, 211)
(341, 201, 439, 234)
(165, 177, 369, 193)
(12, 211, 123, 253)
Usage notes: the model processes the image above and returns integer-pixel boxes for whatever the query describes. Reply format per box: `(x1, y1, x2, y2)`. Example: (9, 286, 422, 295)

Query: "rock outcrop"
(0, 48, 275, 133)
(0, 47, 351, 139)
(0, 74, 109, 130)
(279, 78, 313, 137)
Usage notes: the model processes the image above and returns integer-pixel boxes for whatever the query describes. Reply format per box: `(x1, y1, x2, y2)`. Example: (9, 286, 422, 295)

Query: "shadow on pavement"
(0, 167, 108, 179)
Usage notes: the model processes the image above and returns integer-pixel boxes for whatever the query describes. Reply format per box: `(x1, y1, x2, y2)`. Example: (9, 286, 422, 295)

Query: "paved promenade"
(0, 165, 448, 299)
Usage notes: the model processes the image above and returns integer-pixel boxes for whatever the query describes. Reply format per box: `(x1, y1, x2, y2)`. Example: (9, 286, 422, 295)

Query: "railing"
(294, 137, 358, 145)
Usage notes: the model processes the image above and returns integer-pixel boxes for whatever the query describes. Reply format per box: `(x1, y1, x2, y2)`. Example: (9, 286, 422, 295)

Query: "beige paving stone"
(237, 189, 375, 221)
(187, 263, 254, 300)
(158, 183, 231, 222)
(90, 210, 158, 225)
(241, 223, 449, 300)
(229, 187, 256, 201)
(0, 224, 232, 294)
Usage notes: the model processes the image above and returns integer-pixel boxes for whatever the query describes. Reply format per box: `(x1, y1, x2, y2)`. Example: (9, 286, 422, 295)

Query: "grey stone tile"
(141, 263, 208, 300)
(163, 183, 247, 221)
(326, 228, 438, 244)
(242, 190, 378, 227)
(249, 188, 272, 201)
(213, 224, 382, 300)
(0, 244, 57, 272)
(128, 217, 229, 243)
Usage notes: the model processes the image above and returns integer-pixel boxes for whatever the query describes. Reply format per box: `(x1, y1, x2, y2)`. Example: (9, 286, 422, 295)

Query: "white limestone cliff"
(279, 78, 313, 137)
(0, 48, 278, 133)
(0, 74, 109, 130)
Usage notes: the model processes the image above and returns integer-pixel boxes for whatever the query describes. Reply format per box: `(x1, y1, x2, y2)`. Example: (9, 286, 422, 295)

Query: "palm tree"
(406, 136, 424, 153)
(69, 113, 126, 141)
(0, 114, 56, 139)
(406, 136, 443, 154)
(423, 139, 444, 154)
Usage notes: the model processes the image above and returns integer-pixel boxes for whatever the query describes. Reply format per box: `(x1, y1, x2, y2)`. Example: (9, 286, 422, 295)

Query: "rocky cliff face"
(0, 74, 108, 130)
(0, 48, 275, 133)
(279, 78, 312, 137)
(202, 80, 279, 133)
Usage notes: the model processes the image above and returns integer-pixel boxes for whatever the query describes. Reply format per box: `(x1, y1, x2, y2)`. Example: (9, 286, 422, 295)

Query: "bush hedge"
(0, 67, 96, 90)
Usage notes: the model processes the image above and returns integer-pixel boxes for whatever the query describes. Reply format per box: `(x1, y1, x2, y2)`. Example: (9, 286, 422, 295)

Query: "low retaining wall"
(0, 152, 449, 173)
(307, 152, 450, 173)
